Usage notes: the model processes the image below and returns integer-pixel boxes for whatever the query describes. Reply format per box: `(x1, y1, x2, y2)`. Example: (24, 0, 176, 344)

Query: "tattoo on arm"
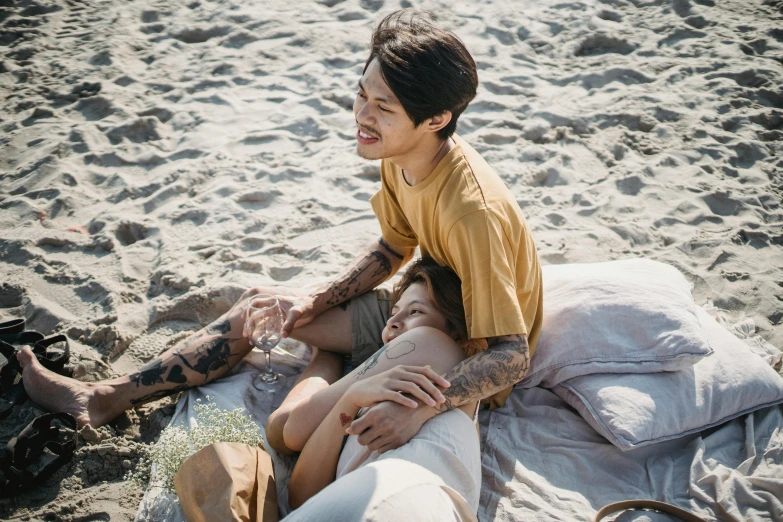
(339, 413, 352, 427)
(385, 340, 415, 359)
(379, 238, 405, 261)
(353, 339, 418, 380)
(354, 345, 388, 379)
(435, 334, 530, 413)
(326, 251, 392, 306)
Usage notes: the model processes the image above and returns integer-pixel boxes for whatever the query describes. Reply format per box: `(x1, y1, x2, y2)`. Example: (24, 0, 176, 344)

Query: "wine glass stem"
(264, 350, 275, 377)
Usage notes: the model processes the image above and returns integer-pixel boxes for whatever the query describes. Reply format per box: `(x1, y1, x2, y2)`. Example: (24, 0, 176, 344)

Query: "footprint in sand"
(0, 283, 28, 310)
(574, 33, 636, 56)
(73, 95, 119, 121)
(114, 221, 150, 246)
(105, 117, 164, 144)
(171, 25, 233, 44)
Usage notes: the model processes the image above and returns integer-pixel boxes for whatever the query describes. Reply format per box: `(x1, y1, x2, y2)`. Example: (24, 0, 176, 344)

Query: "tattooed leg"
(16, 293, 265, 428)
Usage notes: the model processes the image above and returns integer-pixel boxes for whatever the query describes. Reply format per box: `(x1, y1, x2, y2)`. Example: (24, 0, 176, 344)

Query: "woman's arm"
(288, 394, 360, 509)
(283, 347, 448, 452)
(287, 364, 450, 508)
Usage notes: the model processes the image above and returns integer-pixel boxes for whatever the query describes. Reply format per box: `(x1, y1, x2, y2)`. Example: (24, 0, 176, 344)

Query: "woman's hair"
(391, 257, 486, 356)
(365, 9, 478, 141)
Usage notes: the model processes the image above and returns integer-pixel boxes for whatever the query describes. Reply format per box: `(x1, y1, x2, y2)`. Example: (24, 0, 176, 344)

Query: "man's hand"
(241, 294, 317, 339)
(278, 295, 317, 338)
(345, 399, 437, 453)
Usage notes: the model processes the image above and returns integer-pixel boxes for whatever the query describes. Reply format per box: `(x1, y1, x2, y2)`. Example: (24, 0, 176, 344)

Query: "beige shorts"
(349, 288, 391, 370)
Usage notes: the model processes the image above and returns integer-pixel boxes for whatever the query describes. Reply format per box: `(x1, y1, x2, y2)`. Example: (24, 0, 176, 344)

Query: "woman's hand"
(345, 365, 450, 410)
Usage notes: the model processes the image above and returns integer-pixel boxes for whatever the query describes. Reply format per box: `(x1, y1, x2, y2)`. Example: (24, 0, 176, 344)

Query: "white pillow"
(520, 258, 713, 389)
(553, 307, 783, 451)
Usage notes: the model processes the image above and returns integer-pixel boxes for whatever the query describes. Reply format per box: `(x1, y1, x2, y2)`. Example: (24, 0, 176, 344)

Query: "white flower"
(125, 398, 263, 492)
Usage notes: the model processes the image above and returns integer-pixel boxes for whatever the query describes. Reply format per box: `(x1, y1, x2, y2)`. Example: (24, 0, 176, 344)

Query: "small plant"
(125, 397, 263, 492)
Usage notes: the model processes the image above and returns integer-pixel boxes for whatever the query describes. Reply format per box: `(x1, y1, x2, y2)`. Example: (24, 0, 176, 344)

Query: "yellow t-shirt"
(370, 134, 543, 377)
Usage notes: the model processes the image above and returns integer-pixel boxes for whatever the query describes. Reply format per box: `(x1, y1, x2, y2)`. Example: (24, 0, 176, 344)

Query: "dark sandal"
(32, 335, 70, 375)
(0, 334, 71, 375)
(0, 413, 78, 495)
(0, 342, 28, 420)
(0, 330, 45, 347)
(0, 335, 71, 419)
(0, 319, 25, 337)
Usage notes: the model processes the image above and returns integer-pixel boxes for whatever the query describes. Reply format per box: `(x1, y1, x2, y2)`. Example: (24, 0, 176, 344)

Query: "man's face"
(353, 58, 425, 161)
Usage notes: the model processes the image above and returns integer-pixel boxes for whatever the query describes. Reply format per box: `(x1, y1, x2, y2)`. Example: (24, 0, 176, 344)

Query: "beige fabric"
(174, 442, 277, 522)
(370, 134, 543, 349)
(349, 288, 391, 369)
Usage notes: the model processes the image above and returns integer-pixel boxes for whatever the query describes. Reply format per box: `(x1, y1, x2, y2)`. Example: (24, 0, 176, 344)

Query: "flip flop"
(0, 412, 78, 495)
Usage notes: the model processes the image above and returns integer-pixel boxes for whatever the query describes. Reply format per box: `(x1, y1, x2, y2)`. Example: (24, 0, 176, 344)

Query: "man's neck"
(395, 137, 455, 187)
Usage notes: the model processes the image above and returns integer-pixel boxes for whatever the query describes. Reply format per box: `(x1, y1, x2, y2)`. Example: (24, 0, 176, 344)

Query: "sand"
(1, 0, 781, 519)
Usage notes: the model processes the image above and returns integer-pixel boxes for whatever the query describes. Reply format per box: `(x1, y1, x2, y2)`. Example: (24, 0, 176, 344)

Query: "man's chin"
(356, 145, 382, 161)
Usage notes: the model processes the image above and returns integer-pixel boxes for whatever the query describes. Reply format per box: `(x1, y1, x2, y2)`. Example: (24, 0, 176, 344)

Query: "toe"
(16, 345, 38, 367)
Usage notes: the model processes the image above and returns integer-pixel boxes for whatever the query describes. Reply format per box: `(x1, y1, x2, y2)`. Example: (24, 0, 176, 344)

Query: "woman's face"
(381, 282, 451, 344)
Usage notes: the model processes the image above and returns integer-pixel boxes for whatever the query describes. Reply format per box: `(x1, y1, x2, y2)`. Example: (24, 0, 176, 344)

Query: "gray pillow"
(552, 307, 783, 451)
(521, 258, 713, 389)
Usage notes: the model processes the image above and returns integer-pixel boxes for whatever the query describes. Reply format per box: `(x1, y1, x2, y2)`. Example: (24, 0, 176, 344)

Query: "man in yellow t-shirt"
(14, 10, 541, 456)
(265, 10, 542, 450)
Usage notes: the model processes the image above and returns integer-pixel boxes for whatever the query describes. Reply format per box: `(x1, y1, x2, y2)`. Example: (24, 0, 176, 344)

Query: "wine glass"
(246, 295, 287, 392)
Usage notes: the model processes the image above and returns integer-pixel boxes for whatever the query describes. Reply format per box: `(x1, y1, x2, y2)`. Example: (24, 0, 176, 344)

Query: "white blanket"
(135, 324, 783, 522)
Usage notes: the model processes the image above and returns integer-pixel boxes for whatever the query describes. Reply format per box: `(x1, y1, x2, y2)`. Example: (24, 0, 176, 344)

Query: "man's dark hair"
(365, 9, 478, 140)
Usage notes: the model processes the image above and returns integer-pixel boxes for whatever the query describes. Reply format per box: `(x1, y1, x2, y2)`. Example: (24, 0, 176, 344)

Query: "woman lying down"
(279, 257, 486, 521)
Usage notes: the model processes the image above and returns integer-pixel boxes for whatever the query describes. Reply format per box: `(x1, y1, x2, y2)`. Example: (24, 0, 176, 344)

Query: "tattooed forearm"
(435, 334, 530, 413)
(325, 250, 393, 306)
(354, 345, 388, 379)
(379, 238, 405, 261)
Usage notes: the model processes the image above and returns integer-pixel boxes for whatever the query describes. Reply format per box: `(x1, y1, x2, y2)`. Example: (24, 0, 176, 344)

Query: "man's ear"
(426, 111, 452, 134)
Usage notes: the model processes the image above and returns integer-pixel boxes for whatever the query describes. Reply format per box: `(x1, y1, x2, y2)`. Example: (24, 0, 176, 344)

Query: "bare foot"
(17, 346, 119, 428)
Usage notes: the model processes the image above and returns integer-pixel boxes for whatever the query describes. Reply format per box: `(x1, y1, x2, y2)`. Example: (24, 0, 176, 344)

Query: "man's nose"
(355, 100, 374, 124)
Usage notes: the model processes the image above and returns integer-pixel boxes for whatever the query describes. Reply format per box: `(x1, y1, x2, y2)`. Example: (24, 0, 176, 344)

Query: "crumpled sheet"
(136, 321, 783, 522)
(479, 388, 782, 522)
